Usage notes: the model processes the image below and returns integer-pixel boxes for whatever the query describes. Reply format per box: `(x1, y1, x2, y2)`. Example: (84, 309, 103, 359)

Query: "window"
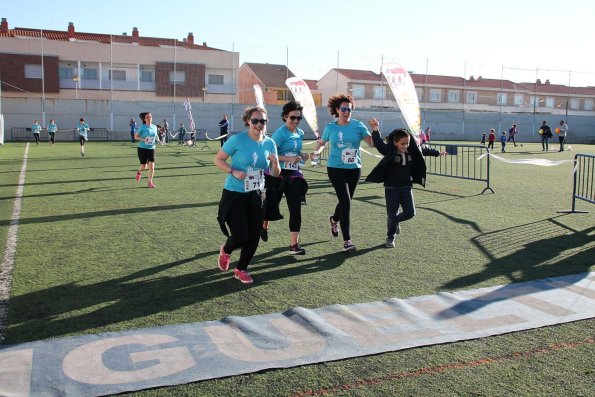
(584, 99, 593, 111)
(373, 85, 385, 100)
(429, 89, 441, 102)
(82, 68, 97, 80)
(514, 94, 524, 106)
(25, 64, 43, 79)
(497, 93, 507, 105)
(208, 74, 224, 85)
(466, 91, 477, 104)
(59, 67, 74, 79)
(351, 84, 365, 99)
(545, 97, 555, 108)
(140, 70, 153, 82)
(109, 70, 126, 81)
(448, 90, 460, 103)
(570, 98, 580, 110)
(169, 70, 186, 84)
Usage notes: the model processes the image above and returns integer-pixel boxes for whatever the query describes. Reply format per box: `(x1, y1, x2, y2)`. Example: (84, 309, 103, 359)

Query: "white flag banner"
(253, 84, 265, 109)
(285, 77, 319, 138)
(478, 152, 574, 167)
(381, 62, 421, 139)
(183, 98, 196, 132)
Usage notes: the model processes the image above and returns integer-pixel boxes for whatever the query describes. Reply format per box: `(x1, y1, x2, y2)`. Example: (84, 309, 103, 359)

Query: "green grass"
(1, 140, 593, 396)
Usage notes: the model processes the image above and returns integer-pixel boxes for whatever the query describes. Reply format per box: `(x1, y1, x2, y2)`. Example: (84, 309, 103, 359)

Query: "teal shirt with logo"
(321, 119, 370, 169)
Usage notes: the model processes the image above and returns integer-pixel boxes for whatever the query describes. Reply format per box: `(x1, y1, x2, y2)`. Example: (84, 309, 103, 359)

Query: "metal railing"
(558, 153, 594, 214)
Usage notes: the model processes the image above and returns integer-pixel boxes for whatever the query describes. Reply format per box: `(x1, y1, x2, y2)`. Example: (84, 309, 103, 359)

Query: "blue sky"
(2, 0, 594, 86)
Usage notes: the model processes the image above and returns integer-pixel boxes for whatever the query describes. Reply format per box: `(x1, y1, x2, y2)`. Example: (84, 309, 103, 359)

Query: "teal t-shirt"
(31, 123, 42, 134)
(321, 119, 371, 168)
(137, 124, 158, 149)
(76, 122, 89, 139)
(222, 131, 278, 193)
(47, 123, 57, 133)
(271, 125, 304, 169)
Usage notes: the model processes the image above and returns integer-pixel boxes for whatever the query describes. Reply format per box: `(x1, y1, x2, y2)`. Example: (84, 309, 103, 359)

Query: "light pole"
(202, 87, 207, 102)
(73, 76, 79, 99)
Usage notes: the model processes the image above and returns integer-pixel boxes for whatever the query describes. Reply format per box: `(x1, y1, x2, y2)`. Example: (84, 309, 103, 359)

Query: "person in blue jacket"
(366, 125, 446, 248)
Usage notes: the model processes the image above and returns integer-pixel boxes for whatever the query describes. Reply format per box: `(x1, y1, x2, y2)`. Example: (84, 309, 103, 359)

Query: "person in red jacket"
(487, 128, 496, 151)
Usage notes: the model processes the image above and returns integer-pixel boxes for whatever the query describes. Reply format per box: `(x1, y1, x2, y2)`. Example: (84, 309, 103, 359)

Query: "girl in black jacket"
(365, 126, 444, 248)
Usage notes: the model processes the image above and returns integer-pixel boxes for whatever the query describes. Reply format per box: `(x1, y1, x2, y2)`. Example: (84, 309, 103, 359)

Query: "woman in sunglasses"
(214, 106, 280, 284)
(313, 94, 374, 252)
(261, 101, 311, 255)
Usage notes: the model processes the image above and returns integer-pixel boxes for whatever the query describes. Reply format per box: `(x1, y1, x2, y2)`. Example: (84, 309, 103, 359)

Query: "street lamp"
(202, 87, 207, 102)
(73, 76, 79, 99)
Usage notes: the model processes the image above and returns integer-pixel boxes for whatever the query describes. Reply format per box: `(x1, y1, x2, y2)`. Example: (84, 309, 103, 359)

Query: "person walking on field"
(214, 106, 280, 284)
(76, 118, 90, 157)
(312, 93, 374, 252)
(557, 120, 568, 152)
(129, 118, 137, 143)
(507, 123, 518, 146)
(47, 119, 57, 145)
(134, 112, 158, 188)
(539, 120, 552, 151)
(487, 129, 496, 152)
(218, 114, 230, 147)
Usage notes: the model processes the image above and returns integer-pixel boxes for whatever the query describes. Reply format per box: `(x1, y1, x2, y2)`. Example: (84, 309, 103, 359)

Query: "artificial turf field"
(0, 140, 593, 396)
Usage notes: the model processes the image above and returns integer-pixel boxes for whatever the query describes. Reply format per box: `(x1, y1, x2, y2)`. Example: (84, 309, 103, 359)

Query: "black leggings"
(223, 191, 264, 270)
(283, 177, 307, 232)
(327, 167, 361, 241)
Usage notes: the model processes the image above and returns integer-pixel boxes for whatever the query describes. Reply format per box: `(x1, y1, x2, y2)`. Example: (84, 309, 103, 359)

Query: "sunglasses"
(250, 118, 268, 125)
(288, 115, 303, 121)
(339, 107, 352, 113)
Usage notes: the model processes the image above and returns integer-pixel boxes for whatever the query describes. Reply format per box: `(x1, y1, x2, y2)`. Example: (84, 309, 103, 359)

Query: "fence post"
(557, 153, 590, 214)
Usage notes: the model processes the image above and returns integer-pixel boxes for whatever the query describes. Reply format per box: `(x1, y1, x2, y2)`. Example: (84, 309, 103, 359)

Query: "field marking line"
(0, 143, 30, 342)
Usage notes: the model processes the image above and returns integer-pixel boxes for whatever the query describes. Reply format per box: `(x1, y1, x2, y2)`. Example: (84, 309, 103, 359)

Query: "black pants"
(327, 167, 361, 241)
(559, 136, 565, 151)
(33, 133, 40, 144)
(48, 133, 55, 144)
(222, 190, 264, 270)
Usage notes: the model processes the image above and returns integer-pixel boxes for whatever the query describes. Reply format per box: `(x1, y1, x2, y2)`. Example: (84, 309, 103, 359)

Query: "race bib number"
(244, 169, 265, 192)
(282, 152, 301, 170)
(145, 136, 155, 145)
(341, 149, 357, 164)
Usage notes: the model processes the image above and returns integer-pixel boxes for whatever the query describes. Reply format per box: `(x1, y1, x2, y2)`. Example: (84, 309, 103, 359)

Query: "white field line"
(0, 143, 30, 342)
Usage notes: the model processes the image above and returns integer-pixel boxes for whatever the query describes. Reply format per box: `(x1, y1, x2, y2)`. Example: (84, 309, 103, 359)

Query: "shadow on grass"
(0, 201, 219, 226)
(441, 221, 594, 291)
(2, 243, 381, 344)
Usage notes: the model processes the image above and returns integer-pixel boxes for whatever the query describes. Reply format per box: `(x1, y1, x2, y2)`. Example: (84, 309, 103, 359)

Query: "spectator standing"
(177, 123, 187, 144)
(218, 114, 230, 147)
(558, 120, 568, 152)
(31, 120, 42, 145)
(47, 119, 57, 145)
(163, 119, 170, 143)
(129, 118, 137, 143)
(539, 120, 552, 151)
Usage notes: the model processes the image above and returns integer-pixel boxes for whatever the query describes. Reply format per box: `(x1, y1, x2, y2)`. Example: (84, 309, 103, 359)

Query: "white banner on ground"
(381, 62, 421, 139)
(478, 152, 574, 167)
(285, 77, 319, 138)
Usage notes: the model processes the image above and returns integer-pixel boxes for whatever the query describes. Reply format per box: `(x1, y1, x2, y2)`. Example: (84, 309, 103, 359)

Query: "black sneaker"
(289, 244, 306, 255)
(343, 241, 356, 252)
(261, 228, 268, 242)
(329, 216, 339, 238)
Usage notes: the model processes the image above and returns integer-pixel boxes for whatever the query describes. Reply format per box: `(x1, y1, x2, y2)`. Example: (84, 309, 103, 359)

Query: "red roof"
(0, 26, 222, 51)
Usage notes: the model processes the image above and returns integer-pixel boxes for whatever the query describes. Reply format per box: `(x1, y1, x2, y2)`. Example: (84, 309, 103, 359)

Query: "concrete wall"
(2, 98, 595, 143)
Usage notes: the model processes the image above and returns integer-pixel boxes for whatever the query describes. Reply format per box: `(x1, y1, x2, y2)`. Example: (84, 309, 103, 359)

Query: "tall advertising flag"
(253, 84, 265, 109)
(381, 62, 421, 138)
(285, 77, 319, 138)
(183, 98, 196, 132)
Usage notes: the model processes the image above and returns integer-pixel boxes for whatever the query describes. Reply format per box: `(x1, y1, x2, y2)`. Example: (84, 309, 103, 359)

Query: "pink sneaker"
(135, 171, 141, 182)
(218, 244, 230, 271)
(234, 268, 253, 284)
(147, 181, 155, 188)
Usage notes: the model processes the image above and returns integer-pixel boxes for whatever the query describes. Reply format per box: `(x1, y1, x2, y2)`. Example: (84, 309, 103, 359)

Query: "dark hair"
(281, 101, 304, 121)
(139, 112, 151, 125)
(384, 128, 409, 144)
(79, 118, 84, 122)
(327, 93, 354, 117)
(242, 106, 267, 126)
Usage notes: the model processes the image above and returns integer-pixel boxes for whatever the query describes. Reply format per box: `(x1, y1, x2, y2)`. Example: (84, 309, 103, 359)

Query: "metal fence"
(558, 153, 594, 214)
(424, 143, 493, 194)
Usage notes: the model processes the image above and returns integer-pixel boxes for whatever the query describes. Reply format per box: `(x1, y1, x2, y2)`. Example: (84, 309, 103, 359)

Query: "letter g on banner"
(62, 334, 195, 385)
